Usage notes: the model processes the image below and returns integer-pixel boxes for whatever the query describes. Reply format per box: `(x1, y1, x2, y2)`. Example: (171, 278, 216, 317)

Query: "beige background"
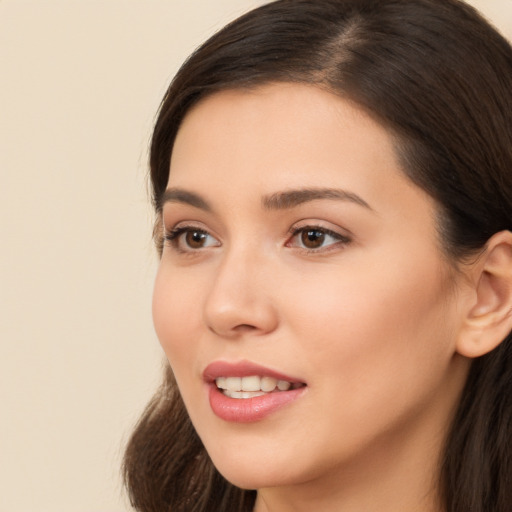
(1, 1, 511, 511)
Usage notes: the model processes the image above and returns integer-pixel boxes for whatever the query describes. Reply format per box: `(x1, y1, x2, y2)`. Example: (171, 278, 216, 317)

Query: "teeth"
(261, 376, 277, 392)
(224, 390, 267, 399)
(215, 375, 298, 394)
(277, 380, 291, 391)
(241, 376, 261, 391)
(225, 377, 242, 392)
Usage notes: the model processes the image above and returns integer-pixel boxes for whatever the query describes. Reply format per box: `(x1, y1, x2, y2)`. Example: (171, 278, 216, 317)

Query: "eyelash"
(164, 225, 217, 253)
(286, 225, 351, 253)
(163, 224, 351, 254)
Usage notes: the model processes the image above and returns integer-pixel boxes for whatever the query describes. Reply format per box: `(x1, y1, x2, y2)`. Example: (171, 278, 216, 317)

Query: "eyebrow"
(159, 188, 212, 212)
(159, 187, 372, 212)
(262, 188, 373, 211)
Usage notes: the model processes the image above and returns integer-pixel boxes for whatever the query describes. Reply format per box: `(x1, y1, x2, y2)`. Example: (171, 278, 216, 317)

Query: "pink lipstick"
(203, 360, 307, 423)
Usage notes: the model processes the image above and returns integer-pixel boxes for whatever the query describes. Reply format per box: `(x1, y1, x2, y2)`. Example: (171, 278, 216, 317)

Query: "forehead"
(167, 83, 434, 227)
(169, 83, 399, 192)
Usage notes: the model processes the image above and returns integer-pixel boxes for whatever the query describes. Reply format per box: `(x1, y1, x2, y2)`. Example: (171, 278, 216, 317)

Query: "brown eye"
(185, 230, 209, 249)
(301, 229, 326, 249)
(164, 226, 220, 252)
(287, 225, 350, 252)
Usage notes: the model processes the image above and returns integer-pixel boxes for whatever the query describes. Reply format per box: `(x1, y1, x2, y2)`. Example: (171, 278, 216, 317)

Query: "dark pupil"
(301, 229, 325, 249)
(186, 231, 207, 248)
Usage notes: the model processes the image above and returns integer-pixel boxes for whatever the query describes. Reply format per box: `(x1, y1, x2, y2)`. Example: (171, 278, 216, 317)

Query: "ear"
(456, 230, 512, 358)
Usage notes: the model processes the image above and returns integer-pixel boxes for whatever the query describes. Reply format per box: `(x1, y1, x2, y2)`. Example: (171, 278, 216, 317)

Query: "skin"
(152, 83, 475, 512)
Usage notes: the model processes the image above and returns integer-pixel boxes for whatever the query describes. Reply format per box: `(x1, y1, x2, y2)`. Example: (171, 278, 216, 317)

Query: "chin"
(206, 444, 313, 491)
(214, 463, 289, 491)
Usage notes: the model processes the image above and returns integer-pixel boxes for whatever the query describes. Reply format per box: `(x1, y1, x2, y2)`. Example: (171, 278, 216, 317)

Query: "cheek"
(270, 258, 460, 470)
(286, 255, 456, 401)
(152, 266, 200, 368)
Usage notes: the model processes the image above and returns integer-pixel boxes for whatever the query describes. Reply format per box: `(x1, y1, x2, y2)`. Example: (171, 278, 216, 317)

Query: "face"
(153, 83, 470, 494)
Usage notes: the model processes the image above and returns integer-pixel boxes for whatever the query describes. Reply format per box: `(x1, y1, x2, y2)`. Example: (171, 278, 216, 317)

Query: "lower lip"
(208, 384, 306, 423)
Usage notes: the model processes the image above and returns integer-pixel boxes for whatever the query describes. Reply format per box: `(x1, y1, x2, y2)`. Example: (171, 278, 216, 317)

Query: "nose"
(203, 248, 279, 339)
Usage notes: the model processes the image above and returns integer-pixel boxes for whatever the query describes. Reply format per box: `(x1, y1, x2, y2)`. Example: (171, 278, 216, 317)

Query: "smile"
(204, 361, 307, 422)
(215, 376, 305, 398)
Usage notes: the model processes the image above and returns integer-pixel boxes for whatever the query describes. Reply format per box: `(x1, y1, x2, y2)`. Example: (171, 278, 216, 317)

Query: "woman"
(123, 1, 512, 511)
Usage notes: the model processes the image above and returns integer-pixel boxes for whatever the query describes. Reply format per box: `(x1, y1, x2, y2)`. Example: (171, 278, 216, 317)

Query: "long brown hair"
(123, 1, 512, 511)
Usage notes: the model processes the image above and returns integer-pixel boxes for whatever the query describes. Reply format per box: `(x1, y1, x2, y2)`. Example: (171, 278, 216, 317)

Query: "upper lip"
(203, 360, 305, 384)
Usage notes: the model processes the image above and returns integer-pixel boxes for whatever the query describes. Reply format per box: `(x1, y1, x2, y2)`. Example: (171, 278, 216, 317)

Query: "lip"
(203, 360, 307, 423)
(203, 360, 304, 383)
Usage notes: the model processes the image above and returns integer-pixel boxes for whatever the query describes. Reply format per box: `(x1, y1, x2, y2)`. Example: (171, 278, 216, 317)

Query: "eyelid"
(163, 222, 221, 253)
(286, 222, 352, 252)
(163, 219, 214, 237)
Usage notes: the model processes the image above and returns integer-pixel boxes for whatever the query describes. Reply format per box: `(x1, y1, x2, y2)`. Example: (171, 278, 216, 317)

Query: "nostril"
(207, 320, 272, 338)
(207, 323, 257, 335)
(233, 324, 258, 333)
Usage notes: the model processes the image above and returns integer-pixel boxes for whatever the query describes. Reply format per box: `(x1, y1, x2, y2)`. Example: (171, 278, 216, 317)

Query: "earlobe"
(456, 230, 512, 358)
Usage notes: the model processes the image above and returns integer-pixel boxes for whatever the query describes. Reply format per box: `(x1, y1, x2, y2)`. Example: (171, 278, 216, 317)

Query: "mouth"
(215, 375, 305, 399)
(203, 360, 307, 422)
